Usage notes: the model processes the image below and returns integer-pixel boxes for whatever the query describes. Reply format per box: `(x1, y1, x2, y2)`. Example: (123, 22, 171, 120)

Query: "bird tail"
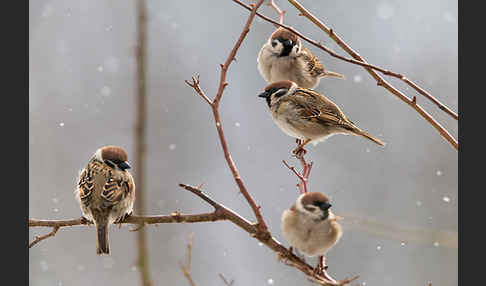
(96, 223, 110, 255)
(353, 128, 386, 146)
(322, 70, 345, 79)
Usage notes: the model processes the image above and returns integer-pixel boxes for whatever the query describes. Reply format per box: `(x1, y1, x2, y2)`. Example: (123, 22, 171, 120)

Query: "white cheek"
(269, 42, 283, 55)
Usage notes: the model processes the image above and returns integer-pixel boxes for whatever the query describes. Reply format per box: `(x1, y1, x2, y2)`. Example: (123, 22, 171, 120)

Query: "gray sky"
(30, 1, 457, 285)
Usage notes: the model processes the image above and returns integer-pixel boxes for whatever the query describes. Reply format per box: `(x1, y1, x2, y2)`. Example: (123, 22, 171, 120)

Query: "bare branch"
(233, 0, 458, 150)
(29, 182, 357, 285)
(135, 0, 151, 283)
(185, 0, 269, 233)
(267, 0, 285, 25)
(29, 226, 60, 248)
(286, 0, 458, 149)
(219, 273, 235, 286)
(179, 233, 197, 286)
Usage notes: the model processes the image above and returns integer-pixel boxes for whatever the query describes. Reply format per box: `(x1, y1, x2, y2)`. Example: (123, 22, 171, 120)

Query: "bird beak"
(282, 39, 294, 48)
(118, 161, 131, 170)
(258, 91, 271, 99)
(319, 202, 332, 211)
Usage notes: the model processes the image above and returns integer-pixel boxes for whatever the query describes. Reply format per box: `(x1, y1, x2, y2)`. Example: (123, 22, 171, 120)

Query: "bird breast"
(282, 209, 342, 257)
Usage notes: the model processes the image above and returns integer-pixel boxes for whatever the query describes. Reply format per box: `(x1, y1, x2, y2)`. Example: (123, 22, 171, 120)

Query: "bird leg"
(313, 255, 328, 276)
(292, 138, 311, 157)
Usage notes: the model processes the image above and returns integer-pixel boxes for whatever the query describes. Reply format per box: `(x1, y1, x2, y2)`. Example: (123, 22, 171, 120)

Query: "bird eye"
(271, 40, 278, 48)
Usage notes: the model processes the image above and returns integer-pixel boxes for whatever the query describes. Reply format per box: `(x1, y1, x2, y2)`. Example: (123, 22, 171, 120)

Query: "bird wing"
(101, 170, 133, 207)
(290, 88, 357, 129)
(78, 166, 95, 204)
(301, 47, 325, 78)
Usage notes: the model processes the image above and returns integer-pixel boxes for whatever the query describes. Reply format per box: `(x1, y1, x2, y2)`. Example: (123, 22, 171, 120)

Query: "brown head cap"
(264, 80, 295, 92)
(300, 192, 329, 206)
(270, 27, 299, 44)
(100, 145, 128, 162)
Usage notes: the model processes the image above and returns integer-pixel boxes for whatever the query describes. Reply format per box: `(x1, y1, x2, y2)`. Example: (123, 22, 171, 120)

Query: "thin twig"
(219, 273, 235, 286)
(267, 0, 285, 25)
(286, 0, 458, 149)
(233, 0, 458, 150)
(29, 184, 357, 285)
(179, 233, 197, 286)
(282, 160, 307, 194)
(135, 0, 152, 285)
(29, 226, 60, 248)
(185, 0, 269, 233)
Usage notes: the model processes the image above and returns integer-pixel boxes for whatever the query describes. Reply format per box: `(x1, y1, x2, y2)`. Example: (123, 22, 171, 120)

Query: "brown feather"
(301, 192, 329, 206)
(264, 80, 294, 91)
(100, 145, 128, 162)
(270, 27, 299, 44)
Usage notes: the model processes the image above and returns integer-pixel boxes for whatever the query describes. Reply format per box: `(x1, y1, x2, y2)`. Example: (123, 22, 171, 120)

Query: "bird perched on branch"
(76, 145, 135, 255)
(281, 192, 342, 273)
(257, 80, 385, 154)
(257, 27, 343, 89)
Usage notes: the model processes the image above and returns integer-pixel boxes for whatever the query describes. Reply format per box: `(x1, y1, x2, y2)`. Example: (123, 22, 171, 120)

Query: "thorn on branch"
(412, 96, 417, 104)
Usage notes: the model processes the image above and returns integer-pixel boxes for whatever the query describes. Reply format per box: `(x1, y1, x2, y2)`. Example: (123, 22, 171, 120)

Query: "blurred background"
(29, 0, 457, 285)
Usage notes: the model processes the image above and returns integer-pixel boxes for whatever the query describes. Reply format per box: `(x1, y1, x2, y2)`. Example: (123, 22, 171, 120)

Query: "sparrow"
(76, 145, 135, 255)
(257, 80, 385, 153)
(257, 27, 344, 89)
(281, 192, 342, 272)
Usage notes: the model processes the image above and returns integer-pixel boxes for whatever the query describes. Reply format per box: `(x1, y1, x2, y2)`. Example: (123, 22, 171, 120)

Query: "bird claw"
(292, 146, 307, 157)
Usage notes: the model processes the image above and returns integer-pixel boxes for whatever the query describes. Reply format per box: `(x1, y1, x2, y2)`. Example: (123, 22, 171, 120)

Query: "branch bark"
(135, 0, 152, 285)
(30, 184, 358, 285)
(233, 0, 458, 150)
(185, 0, 269, 234)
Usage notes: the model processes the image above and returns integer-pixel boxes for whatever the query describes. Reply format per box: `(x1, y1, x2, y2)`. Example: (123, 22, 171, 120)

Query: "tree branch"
(30, 184, 358, 285)
(179, 233, 197, 286)
(233, 0, 458, 150)
(135, 0, 152, 284)
(267, 0, 285, 25)
(184, 0, 269, 234)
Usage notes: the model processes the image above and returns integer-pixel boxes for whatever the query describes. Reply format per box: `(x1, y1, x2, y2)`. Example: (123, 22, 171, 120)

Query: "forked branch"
(233, 0, 458, 150)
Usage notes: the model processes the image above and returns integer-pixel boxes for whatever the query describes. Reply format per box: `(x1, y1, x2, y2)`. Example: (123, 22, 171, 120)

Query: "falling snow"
(436, 170, 443, 176)
(400, 242, 406, 246)
(377, 3, 395, 20)
(235, 122, 241, 127)
(100, 86, 111, 97)
(42, 5, 53, 18)
(103, 257, 115, 269)
(365, 148, 371, 153)
(258, 242, 264, 247)
(53, 208, 59, 213)
(97, 66, 104, 72)
(376, 245, 382, 251)
(104, 57, 120, 73)
(442, 196, 450, 203)
(433, 241, 440, 247)
(416, 201, 422, 207)
(169, 144, 176, 151)
(442, 11, 456, 23)
(353, 75, 362, 83)
(267, 278, 274, 285)
(40, 260, 49, 272)
(59, 122, 64, 127)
